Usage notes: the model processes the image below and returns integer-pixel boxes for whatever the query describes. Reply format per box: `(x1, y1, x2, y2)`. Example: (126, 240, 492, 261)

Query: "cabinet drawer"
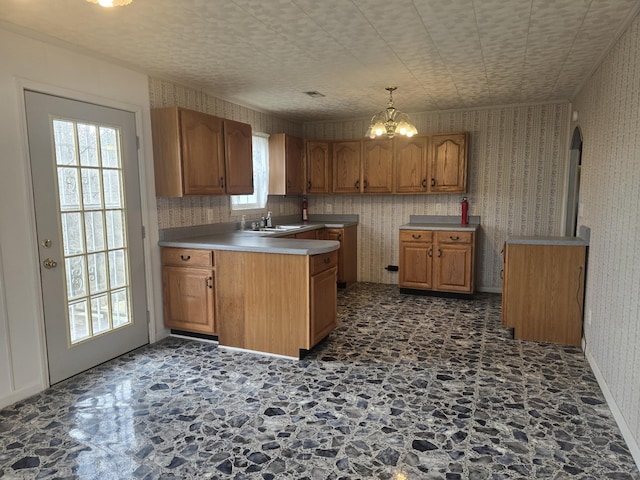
(162, 248, 213, 267)
(400, 230, 433, 243)
(435, 231, 473, 244)
(310, 250, 338, 275)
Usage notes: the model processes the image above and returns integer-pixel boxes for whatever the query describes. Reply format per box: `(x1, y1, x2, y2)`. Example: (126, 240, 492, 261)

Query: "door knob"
(43, 258, 58, 269)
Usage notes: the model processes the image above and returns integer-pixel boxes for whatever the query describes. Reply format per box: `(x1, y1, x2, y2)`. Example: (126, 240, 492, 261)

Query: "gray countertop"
(400, 214, 481, 232)
(158, 220, 358, 255)
(506, 236, 588, 246)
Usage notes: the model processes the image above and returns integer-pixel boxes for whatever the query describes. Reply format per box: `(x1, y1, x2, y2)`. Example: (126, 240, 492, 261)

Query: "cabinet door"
(306, 141, 331, 194)
(223, 119, 254, 194)
(162, 266, 216, 334)
(362, 139, 393, 194)
(332, 141, 362, 193)
(180, 109, 225, 195)
(434, 243, 473, 293)
(310, 266, 337, 346)
(319, 228, 344, 283)
(399, 241, 433, 289)
(394, 136, 428, 193)
(286, 135, 304, 195)
(430, 133, 467, 193)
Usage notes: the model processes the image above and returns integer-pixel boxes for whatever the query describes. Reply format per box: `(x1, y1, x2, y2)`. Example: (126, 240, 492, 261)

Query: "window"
(231, 133, 269, 211)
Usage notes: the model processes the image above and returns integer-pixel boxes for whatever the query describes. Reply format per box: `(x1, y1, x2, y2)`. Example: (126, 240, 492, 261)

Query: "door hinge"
(141, 225, 146, 239)
(136, 136, 140, 150)
(146, 310, 150, 325)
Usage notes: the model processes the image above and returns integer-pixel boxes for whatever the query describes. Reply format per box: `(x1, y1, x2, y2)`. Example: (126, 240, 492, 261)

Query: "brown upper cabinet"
(332, 141, 362, 193)
(268, 134, 304, 195)
(362, 139, 394, 194)
(394, 136, 429, 193)
(151, 106, 253, 197)
(429, 132, 468, 193)
(305, 141, 331, 194)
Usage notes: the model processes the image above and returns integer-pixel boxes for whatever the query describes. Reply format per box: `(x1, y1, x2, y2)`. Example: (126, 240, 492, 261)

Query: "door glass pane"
(87, 252, 108, 294)
(69, 300, 90, 343)
(103, 170, 122, 208)
(65, 256, 87, 300)
(61, 212, 84, 256)
(78, 123, 99, 167)
(57, 167, 81, 211)
(84, 211, 105, 253)
(52, 119, 134, 345)
(100, 127, 120, 168)
(53, 120, 77, 166)
(81, 168, 102, 210)
(91, 294, 110, 334)
(105, 210, 125, 249)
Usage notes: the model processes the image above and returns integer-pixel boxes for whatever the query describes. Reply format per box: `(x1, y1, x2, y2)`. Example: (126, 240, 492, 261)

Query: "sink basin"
(275, 225, 304, 230)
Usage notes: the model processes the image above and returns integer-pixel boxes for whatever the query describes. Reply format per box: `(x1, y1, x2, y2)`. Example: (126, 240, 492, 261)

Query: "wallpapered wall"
(572, 13, 640, 453)
(148, 78, 305, 228)
(149, 74, 570, 290)
(304, 104, 569, 289)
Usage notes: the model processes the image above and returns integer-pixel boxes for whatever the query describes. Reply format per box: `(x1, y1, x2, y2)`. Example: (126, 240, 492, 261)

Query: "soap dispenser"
(266, 211, 273, 228)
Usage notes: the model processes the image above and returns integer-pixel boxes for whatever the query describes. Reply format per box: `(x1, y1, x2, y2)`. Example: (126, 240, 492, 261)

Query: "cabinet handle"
(449, 235, 460, 241)
(363, 179, 368, 189)
(220, 176, 225, 188)
(287, 180, 291, 188)
(180, 255, 191, 261)
(500, 269, 504, 280)
(431, 178, 435, 187)
(206, 276, 213, 289)
(428, 247, 433, 257)
(412, 234, 421, 239)
(437, 248, 442, 257)
(323, 257, 331, 264)
(355, 180, 360, 190)
(422, 179, 427, 188)
(337, 233, 342, 241)
(307, 180, 312, 190)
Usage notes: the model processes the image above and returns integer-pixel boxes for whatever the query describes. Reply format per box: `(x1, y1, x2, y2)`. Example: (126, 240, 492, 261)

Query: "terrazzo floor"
(1, 283, 638, 479)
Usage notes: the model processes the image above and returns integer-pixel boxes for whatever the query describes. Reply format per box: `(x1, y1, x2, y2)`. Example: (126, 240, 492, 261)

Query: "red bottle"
(461, 197, 469, 225)
(302, 197, 308, 221)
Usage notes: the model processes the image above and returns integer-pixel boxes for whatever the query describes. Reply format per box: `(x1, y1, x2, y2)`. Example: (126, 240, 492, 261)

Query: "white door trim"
(14, 77, 161, 390)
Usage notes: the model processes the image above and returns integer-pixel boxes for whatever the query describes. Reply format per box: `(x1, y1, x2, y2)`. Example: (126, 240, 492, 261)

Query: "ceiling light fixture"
(86, 0, 133, 7)
(365, 87, 417, 139)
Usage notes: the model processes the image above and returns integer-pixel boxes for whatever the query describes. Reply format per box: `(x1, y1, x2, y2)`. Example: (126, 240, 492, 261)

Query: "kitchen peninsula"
(159, 217, 356, 358)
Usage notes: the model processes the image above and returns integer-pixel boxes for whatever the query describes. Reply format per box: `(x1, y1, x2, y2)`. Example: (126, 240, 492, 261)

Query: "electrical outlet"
(207, 208, 214, 223)
(326, 203, 332, 213)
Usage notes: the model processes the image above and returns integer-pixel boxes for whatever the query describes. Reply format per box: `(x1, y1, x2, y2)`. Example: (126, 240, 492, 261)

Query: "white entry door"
(24, 90, 148, 384)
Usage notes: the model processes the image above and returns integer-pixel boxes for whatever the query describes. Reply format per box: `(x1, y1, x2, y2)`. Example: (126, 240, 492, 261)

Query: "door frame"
(16, 79, 162, 390)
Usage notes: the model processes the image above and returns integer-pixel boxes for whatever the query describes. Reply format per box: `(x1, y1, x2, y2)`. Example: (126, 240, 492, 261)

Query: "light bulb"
(99, 0, 114, 6)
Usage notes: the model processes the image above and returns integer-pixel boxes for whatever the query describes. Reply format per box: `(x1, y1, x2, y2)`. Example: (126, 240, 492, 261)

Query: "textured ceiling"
(1, 0, 638, 122)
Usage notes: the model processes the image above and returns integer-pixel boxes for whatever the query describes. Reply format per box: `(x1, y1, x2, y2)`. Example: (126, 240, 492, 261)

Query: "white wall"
(572, 11, 640, 463)
(0, 27, 162, 408)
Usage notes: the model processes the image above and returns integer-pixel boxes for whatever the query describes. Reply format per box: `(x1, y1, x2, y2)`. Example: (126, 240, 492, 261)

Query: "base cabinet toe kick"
(161, 247, 338, 358)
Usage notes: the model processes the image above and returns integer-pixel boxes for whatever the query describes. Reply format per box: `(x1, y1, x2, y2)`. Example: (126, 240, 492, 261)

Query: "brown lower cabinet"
(399, 229, 475, 294)
(319, 225, 357, 288)
(161, 248, 216, 334)
(502, 241, 586, 346)
(215, 249, 337, 357)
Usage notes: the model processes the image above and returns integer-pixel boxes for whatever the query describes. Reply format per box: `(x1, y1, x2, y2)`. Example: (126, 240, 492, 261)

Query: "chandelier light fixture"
(365, 86, 418, 139)
(86, 0, 133, 7)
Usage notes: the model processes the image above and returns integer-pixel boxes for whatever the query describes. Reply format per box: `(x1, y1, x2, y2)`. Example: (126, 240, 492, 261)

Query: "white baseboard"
(585, 346, 640, 470)
(477, 286, 502, 294)
(0, 382, 45, 410)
